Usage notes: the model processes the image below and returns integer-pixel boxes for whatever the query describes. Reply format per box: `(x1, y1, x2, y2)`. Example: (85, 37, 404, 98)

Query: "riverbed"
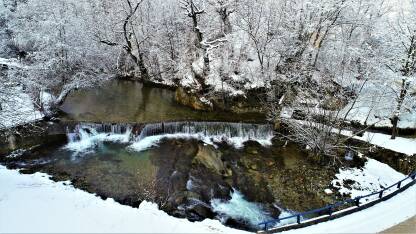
(1, 80, 343, 231)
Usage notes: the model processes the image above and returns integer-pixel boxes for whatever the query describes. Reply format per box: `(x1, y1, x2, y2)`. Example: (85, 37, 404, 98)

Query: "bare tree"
(208, 0, 235, 34)
(98, 0, 150, 81)
(390, 34, 415, 139)
(235, 0, 280, 73)
(385, 2, 416, 139)
(179, 0, 205, 45)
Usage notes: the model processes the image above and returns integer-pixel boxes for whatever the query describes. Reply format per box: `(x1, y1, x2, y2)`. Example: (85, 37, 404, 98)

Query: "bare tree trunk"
(181, 0, 205, 46)
(391, 116, 399, 139)
(191, 14, 203, 44)
(203, 48, 210, 76)
(391, 79, 408, 139)
(217, 6, 233, 34)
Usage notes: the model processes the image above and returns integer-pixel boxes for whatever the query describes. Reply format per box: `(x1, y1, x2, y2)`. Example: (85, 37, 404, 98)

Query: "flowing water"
(2, 121, 337, 231)
(1, 81, 338, 231)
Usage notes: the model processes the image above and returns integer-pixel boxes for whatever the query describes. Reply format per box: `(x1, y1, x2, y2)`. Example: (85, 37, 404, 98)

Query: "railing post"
(397, 181, 401, 189)
(263, 223, 268, 231)
(297, 215, 301, 224)
(355, 197, 360, 206)
(411, 172, 416, 180)
(379, 190, 383, 199)
(328, 206, 333, 216)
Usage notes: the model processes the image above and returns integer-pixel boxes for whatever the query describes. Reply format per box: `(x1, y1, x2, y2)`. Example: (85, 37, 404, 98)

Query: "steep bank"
(175, 87, 267, 115)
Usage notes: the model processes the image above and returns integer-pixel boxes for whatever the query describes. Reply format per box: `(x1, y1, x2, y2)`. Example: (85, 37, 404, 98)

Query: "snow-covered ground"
(343, 130, 416, 156)
(0, 165, 247, 234)
(332, 158, 406, 198)
(283, 183, 416, 234)
(285, 118, 416, 156)
(0, 122, 414, 233)
(1, 158, 415, 233)
(0, 57, 29, 69)
(340, 84, 416, 130)
(0, 85, 43, 129)
(283, 158, 416, 233)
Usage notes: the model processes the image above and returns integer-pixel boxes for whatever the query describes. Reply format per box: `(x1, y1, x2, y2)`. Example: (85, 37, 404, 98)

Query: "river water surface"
(60, 80, 265, 123)
(2, 80, 338, 231)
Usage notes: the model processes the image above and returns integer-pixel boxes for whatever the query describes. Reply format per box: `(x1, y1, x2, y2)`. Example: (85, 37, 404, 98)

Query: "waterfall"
(64, 123, 133, 156)
(65, 121, 274, 154)
(137, 121, 274, 141)
(69, 123, 133, 136)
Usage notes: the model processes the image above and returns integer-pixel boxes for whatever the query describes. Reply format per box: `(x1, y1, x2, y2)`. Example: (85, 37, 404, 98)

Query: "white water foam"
(65, 122, 274, 154)
(65, 126, 132, 156)
(129, 133, 273, 152)
(211, 190, 273, 228)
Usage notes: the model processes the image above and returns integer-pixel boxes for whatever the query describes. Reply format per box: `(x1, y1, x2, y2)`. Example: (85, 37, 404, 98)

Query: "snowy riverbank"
(0, 85, 43, 129)
(343, 130, 416, 156)
(0, 165, 247, 234)
(1, 158, 415, 233)
(283, 184, 415, 234)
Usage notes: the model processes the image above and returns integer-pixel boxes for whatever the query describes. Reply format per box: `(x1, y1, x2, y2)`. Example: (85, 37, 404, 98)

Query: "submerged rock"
(186, 199, 215, 220)
(193, 144, 231, 177)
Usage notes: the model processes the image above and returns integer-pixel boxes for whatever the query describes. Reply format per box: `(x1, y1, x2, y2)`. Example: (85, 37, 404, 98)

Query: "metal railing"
(259, 171, 416, 231)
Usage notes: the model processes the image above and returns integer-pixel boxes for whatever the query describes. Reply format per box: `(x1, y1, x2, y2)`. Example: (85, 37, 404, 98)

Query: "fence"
(258, 171, 416, 232)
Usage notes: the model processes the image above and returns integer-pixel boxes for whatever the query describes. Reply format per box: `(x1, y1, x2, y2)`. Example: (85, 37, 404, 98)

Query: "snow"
(0, 85, 43, 129)
(287, 119, 416, 156)
(199, 96, 213, 107)
(1, 163, 414, 234)
(0, 165, 247, 234)
(280, 107, 294, 118)
(283, 183, 416, 234)
(0, 57, 29, 69)
(340, 84, 416, 129)
(1, 143, 415, 234)
(40, 90, 56, 116)
(355, 132, 416, 156)
(342, 130, 416, 156)
(332, 158, 406, 198)
(40, 90, 54, 106)
(324, 189, 333, 195)
(277, 158, 416, 234)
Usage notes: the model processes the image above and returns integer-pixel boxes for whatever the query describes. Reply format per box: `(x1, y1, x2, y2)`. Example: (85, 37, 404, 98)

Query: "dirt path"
(381, 216, 415, 233)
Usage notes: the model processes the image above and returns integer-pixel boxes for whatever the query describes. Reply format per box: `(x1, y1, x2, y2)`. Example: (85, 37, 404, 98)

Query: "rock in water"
(193, 144, 231, 177)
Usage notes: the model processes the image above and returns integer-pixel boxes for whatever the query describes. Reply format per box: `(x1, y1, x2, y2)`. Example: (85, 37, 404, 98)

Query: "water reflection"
(60, 80, 265, 123)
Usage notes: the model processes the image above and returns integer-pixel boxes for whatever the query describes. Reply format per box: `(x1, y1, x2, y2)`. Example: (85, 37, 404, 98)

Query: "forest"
(0, 0, 415, 233)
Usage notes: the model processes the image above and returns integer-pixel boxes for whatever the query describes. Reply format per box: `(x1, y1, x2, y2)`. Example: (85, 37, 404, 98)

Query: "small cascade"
(65, 121, 274, 154)
(138, 121, 274, 141)
(65, 123, 133, 156)
(70, 123, 133, 135)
